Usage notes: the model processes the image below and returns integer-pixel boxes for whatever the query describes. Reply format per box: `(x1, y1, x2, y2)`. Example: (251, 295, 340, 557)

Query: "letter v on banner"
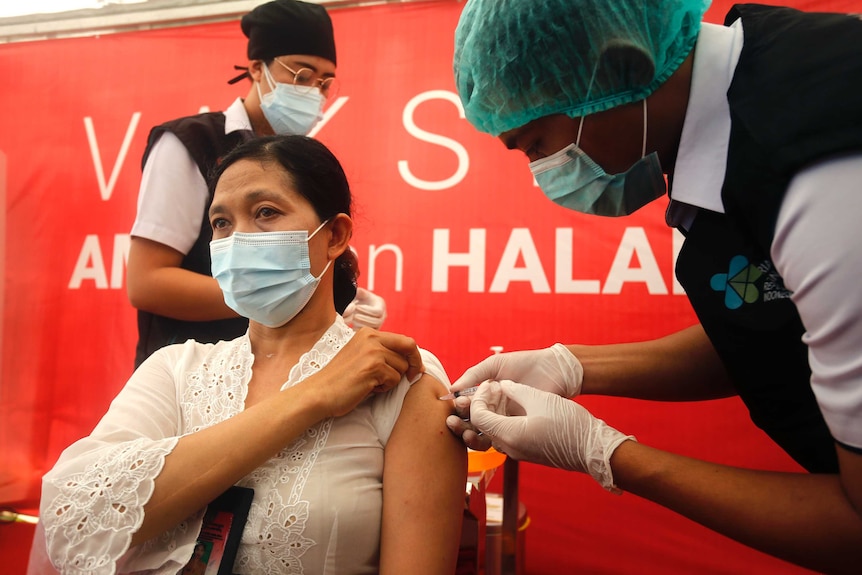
(307, 96, 347, 138)
(83, 112, 142, 201)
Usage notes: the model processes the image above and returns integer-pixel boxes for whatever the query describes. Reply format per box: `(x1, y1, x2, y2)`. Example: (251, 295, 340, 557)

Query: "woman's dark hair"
(210, 135, 358, 313)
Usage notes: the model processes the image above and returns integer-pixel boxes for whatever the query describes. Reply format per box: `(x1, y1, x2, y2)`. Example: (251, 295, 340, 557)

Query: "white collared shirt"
(131, 98, 252, 254)
(666, 21, 743, 229)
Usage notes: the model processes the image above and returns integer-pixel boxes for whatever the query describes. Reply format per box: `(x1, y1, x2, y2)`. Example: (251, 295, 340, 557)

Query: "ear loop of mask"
(641, 99, 648, 158)
(308, 218, 330, 241)
(308, 218, 335, 279)
(577, 98, 648, 160)
(575, 55, 601, 149)
(255, 63, 278, 102)
(575, 56, 649, 160)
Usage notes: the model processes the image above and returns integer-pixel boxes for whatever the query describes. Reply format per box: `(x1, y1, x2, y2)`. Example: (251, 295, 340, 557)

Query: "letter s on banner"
(398, 90, 469, 191)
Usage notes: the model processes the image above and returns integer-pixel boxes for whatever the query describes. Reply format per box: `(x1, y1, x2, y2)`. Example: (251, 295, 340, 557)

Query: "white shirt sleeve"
(772, 152, 862, 450)
(131, 131, 209, 255)
(37, 347, 199, 574)
(371, 348, 451, 445)
(418, 348, 451, 394)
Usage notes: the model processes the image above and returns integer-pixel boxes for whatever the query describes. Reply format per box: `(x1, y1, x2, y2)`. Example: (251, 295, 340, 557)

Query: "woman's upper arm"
(380, 373, 467, 575)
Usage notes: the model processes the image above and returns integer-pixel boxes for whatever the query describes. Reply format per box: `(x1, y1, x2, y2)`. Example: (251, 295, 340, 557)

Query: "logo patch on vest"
(710, 255, 793, 309)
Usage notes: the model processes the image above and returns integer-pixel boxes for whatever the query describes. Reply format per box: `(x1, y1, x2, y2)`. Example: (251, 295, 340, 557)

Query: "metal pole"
(500, 457, 519, 575)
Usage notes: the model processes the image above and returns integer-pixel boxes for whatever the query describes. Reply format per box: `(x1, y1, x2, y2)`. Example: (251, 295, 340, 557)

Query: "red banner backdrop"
(0, 1, 854, 573)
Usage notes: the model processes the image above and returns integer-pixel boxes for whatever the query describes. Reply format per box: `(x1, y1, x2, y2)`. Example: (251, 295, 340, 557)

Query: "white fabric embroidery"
(43, 438, 176, 574)
(181, 335, 253, 434)
(232, 321, 353, 573)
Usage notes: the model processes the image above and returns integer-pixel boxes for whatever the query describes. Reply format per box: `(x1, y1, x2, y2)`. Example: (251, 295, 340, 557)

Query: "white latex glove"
(342, 287, 387, 330)
(470, 380, 634, 493)
(451, 344, 583, 398)
(446, 395, 493, 452)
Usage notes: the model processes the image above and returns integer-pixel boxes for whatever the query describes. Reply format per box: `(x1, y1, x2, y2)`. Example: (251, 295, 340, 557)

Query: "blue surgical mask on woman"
(529, 100, 665, 217)
(257, 64, 325, 136)
(210, 220, 331, 328)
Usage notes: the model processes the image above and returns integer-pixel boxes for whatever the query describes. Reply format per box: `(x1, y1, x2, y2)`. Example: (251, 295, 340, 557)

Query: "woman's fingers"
(364, 328, 426, 384)
(352, 328, 425, 388)
(308, 329, 424, 417)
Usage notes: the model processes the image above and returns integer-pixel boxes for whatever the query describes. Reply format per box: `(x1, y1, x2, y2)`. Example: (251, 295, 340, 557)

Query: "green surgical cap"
(454, 0, 711, 136)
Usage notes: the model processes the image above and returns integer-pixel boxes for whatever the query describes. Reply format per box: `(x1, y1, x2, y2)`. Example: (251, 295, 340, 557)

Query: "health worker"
(127, 0, 387, 369)
(447, 1, 862, 573)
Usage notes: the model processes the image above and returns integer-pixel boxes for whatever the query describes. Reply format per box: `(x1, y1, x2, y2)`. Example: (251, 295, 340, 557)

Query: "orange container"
(467, 447, 507, 475)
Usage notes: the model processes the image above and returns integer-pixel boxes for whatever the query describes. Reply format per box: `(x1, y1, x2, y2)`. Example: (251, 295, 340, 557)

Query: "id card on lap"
(182, 486, 254, 575)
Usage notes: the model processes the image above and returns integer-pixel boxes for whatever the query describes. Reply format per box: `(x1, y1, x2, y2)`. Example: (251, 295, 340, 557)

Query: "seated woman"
(30, 135, 467, 574)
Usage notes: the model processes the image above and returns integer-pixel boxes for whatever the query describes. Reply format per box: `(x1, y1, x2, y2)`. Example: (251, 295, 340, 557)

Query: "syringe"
(438, 385, 481, 400)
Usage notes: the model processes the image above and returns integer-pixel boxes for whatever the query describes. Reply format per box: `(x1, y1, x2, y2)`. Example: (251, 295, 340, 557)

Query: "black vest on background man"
(674, 4, 862, 473)
(134, 112, 253, 368)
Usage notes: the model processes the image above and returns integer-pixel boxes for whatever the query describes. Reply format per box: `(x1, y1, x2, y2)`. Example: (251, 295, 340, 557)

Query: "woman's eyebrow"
(208, 202, 226, 219)
(210, 188, 289, 217)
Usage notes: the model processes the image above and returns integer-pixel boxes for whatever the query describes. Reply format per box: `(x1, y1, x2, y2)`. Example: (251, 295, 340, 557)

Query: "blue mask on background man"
(257, 64, 325, 136)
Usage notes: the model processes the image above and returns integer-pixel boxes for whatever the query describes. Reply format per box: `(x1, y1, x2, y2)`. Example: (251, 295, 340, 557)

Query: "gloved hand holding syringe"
(438, 385, 481, 400)
(443, 344, 585, 451)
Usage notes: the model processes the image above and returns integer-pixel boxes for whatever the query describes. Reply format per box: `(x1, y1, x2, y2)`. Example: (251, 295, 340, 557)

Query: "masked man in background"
(127, 0, 386, 368)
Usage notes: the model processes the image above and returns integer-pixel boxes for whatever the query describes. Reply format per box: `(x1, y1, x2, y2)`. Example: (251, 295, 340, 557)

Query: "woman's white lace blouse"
(35, 317, 449, 575)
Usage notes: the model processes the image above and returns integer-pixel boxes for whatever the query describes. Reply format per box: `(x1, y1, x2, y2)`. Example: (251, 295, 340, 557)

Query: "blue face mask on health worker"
(529, 100, 666, 217)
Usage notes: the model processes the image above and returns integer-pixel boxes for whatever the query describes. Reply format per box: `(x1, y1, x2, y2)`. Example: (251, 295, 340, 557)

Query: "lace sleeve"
(40, 436, 178, 574)
(37, 345, 195, 574)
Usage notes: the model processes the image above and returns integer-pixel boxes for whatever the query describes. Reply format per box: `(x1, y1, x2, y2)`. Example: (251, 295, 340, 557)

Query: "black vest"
(134, 112, 253, 368)
(674, 5, 862, 473)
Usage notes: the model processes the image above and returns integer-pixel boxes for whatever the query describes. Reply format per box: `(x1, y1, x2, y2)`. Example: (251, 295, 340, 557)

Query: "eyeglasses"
(274, 58, 338, 98)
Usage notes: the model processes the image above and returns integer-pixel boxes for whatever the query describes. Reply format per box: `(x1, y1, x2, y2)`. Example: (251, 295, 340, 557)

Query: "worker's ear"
(594, 40, 656, 93)
(248, 60, 266, 84)
(327, 213, 353, 260)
